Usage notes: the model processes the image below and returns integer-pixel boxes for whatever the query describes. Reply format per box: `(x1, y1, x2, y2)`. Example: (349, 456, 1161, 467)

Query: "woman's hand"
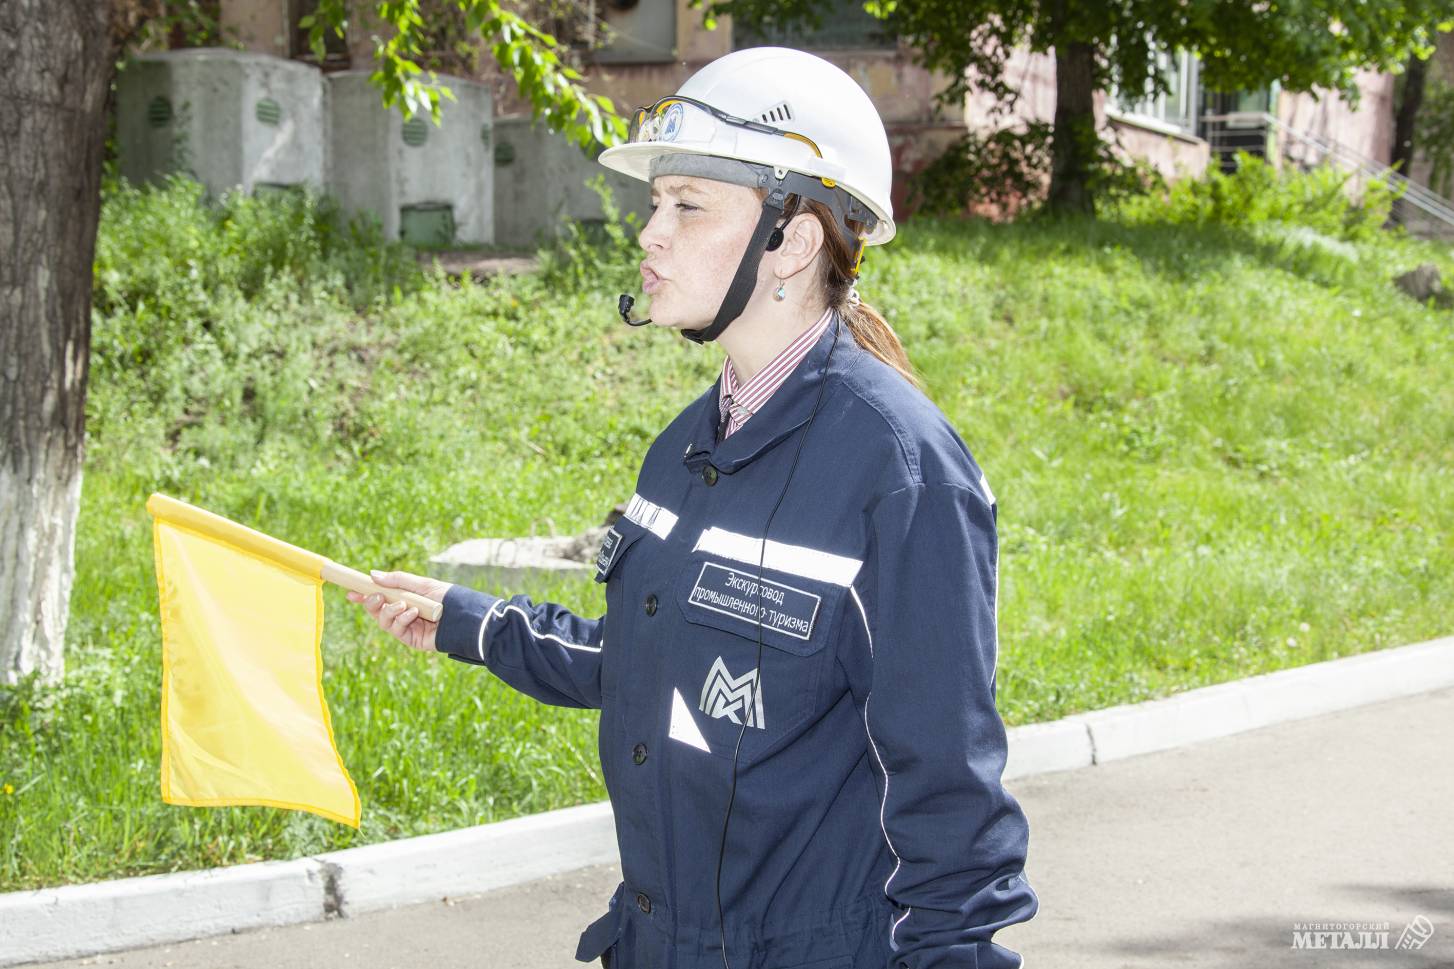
(347, 570, 452, 653)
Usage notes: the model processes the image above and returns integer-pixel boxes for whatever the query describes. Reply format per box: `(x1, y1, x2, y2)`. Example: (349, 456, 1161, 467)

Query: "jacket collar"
(683, 311, 849, 475)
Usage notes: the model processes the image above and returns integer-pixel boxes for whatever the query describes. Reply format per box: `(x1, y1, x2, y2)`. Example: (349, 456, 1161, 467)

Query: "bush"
(909, 122, 1057, 219)
(1110, 151, 1401, 243)
(908, 121, 1166, 220)
(535, 173, 644, 294)
(94, 173, 421, 318)
(87, 174, 427, 476)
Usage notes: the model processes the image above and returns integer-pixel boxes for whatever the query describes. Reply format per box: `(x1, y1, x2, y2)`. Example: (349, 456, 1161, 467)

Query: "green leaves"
(302, 0, 627, 148)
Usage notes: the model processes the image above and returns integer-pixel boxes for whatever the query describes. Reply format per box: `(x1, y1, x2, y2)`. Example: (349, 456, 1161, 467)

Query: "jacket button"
(632, 743, 647, 765)
(636, 891, 652, 914)
(644, 594, 658, 616)
(702, 465, 719, 486)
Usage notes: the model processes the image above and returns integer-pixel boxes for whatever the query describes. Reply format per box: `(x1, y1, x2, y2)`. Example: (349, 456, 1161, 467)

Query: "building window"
(588, 0, 678, 64)
(1112, 48, 1199, 134)
(290, 0, 350, 68)
(732, 0, 896, 51)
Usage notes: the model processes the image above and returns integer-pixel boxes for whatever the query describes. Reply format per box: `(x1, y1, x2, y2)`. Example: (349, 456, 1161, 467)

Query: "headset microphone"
(618, 294, 653, 326)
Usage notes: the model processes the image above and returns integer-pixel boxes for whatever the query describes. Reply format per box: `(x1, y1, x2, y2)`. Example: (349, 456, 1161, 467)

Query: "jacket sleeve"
(861, 481, 1037, 969)
(434, 584, 606, 710)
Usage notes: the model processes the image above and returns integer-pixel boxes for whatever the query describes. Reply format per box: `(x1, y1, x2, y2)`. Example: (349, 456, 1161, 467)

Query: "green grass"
(1, 173, 1450, 891)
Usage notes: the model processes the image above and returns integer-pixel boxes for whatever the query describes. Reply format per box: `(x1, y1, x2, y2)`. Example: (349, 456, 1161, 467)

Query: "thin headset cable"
(714, 317, 842, 969)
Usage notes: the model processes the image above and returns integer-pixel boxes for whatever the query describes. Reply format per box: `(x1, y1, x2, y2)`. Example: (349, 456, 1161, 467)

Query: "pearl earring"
(773, 280, 787, 301)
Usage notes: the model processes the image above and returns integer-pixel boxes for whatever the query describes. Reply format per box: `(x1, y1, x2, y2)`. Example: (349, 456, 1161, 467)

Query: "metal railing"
(1200, 110, 1454, 233)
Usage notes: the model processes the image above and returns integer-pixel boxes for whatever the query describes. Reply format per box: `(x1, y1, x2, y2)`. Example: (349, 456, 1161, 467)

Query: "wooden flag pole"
(147, 493, 445, 624)
(320, 561, 444, 623)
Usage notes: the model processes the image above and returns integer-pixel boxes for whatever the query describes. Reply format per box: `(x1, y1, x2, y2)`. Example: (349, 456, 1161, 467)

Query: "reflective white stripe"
(692, 526, 863, 587)
(623, 492, 678, 540)
(850, 585, 911, 950)
(475, 599, 603, 663)
(979, 472, 1000, 678)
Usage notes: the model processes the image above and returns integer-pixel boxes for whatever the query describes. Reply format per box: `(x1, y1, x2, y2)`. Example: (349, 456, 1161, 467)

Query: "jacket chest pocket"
(595, 519, 650, 701)
(672, 554, 845, 764)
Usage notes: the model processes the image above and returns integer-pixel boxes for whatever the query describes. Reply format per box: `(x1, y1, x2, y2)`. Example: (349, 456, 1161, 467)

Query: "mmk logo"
(699, 657, 765, 729)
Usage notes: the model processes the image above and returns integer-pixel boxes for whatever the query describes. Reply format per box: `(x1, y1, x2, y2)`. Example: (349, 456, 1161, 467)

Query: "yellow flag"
(147, 493, 360, 828)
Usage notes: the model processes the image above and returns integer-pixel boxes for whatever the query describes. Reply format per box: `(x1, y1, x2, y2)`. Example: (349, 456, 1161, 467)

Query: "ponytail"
(839, 301, 923, 392)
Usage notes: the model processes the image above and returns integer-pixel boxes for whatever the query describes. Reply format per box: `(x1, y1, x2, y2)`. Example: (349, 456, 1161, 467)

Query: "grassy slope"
(1, 181, 1449, 890)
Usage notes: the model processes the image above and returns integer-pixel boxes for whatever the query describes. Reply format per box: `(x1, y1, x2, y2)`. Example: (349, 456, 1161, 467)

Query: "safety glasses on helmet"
(628, 95, 824, 162)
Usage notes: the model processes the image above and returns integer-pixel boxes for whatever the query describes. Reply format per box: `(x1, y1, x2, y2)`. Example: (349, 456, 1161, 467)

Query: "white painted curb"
(1074, 635, 1454, 764)
(0, 858, 325, 967)
(1003, 717, 1093, 779)
(315, 800, 618, 917)
(2, 635, 1450, 967)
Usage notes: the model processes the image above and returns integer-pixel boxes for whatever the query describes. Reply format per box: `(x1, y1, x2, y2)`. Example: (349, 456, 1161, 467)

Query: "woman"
(352, 46, 1038, 969)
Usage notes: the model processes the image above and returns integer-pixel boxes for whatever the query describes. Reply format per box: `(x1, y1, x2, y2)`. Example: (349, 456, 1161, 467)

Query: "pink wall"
(1277, 69, 1396, 170)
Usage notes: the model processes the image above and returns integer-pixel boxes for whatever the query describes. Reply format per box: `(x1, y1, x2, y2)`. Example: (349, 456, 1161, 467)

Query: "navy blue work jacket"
(435, 313, 1038, 968)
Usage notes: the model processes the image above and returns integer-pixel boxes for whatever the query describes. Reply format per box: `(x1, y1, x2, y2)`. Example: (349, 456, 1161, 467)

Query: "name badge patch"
(595, 527, 624, 581)
(686, 562, 821, 640)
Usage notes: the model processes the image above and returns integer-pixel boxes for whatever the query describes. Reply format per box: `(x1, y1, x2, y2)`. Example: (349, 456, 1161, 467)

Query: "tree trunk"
(1390, 51, 1427, 176)
(1390, 50, 1428, 226)
(1048, 40, 1098, 217)
(0, 1, 122, 686)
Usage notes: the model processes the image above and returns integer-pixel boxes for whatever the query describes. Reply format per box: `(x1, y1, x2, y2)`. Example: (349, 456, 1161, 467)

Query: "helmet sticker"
(660, 102, 685, 142)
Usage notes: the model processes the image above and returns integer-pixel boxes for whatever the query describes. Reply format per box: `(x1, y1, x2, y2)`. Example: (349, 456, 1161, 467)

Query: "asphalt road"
(35, 688, 1454, 969)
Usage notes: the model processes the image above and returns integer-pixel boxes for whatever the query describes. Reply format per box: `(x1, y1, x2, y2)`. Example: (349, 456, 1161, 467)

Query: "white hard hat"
(599, 47, 896, 247)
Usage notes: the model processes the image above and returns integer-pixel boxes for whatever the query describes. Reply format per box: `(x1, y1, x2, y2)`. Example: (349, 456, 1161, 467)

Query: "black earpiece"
(765, 194, 801, 253)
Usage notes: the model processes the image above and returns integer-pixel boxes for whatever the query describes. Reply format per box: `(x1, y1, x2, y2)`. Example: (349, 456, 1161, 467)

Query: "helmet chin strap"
(680, 185, 790, 346)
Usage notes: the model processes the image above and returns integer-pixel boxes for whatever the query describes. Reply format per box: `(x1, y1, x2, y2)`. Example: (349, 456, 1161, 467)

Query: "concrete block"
(0, 858, 325, 968)
(429, 531, 605, 590)
(116, 48, 326, 195)
(492, 117, 650, 250)
(317, 801, 618, 916)
(326, 71, 493, 245)
(1004, 717, 1094, 780)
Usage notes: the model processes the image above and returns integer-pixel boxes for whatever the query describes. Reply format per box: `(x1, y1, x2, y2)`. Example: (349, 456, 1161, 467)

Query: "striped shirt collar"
(718, 306, 835, 440)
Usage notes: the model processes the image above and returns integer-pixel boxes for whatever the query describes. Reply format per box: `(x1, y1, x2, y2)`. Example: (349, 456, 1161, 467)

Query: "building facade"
(212, 0, 1403, 237)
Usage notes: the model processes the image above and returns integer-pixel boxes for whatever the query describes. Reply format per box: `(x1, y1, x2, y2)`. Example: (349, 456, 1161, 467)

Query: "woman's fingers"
(347, 584, 440, 652)
(382, 600, 415, 633)
(347, 591, 392, 624)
